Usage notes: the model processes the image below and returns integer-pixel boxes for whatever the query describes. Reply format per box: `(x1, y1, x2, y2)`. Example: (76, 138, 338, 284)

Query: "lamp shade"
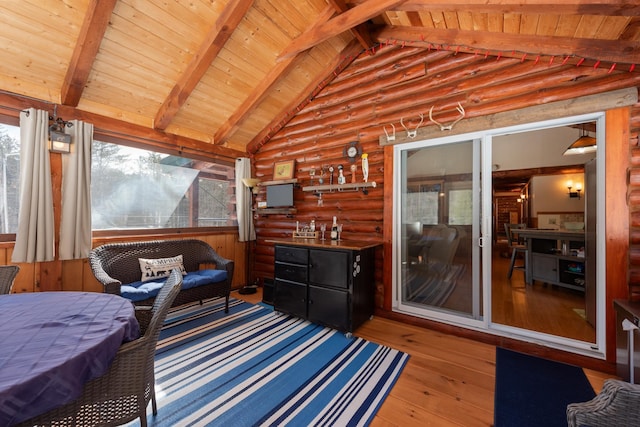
(563, 135, 596, 156)
(242, 178, 260, 189)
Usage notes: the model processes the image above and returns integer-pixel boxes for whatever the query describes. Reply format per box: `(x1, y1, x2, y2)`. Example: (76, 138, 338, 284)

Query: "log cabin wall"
(252, 44, 640, 366)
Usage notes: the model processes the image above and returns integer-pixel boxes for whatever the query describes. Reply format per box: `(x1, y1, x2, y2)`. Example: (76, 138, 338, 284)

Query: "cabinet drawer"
(275, 245, 308, 264)
(275, 261, 308, 283)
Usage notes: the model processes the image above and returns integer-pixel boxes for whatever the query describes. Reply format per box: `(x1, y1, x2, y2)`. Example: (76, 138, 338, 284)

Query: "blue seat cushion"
(120, 269, 227, 302)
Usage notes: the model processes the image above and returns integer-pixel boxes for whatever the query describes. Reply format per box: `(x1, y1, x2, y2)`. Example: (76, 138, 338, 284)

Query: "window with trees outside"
(0, 123, 20, 234)
(0, 124, 237, 237)
(92, 140, 236, 230)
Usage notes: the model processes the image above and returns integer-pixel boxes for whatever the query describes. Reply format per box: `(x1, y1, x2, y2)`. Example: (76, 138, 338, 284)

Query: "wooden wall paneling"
(82, 258, 103, 293)
(61, 259, 86, 292)
(200, 232, 243, 288)
(382, 143, 394, 311)
(605, 106, 631, 361)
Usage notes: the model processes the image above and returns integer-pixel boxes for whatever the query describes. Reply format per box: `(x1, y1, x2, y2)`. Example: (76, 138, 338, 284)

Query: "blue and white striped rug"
(134, 298, 408, 426)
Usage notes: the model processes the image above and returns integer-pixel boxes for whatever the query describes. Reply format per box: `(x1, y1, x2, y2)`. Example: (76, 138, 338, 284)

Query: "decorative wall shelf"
(259, 178, 298, 187)
(255, 207, 297, 216)
(301, 181, 377, 194)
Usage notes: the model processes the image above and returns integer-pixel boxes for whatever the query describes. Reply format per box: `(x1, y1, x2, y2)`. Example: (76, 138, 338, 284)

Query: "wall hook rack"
(302, 181, 377, 195)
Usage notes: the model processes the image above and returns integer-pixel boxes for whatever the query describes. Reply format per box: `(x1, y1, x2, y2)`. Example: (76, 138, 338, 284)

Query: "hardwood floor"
(234, 288, 614, 426)
(492, 242, 595, 342)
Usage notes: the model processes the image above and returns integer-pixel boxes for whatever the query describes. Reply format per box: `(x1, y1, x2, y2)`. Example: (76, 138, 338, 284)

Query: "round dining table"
(0, 291, 140, 426)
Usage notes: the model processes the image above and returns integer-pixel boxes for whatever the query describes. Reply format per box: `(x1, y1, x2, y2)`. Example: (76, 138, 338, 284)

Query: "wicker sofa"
(89, 239, 234, 312)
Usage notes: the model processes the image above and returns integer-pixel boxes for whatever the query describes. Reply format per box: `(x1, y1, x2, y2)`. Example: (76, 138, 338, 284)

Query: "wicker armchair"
(89, 239, 234, 311)
(567, 379, 640, 427)
(18, 269, 183, 427)
(0, 265, 19, 294)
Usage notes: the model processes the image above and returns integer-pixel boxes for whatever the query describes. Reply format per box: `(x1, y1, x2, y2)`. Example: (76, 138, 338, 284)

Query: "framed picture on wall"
(273, 160, 295, 180)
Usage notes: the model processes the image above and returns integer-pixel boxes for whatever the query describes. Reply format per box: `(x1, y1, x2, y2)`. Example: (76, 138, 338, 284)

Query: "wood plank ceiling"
(0, 0, 637, 157)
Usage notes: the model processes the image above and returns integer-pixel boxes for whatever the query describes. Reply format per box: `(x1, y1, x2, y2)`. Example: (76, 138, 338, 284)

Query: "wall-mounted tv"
(266, 183, 294, 208)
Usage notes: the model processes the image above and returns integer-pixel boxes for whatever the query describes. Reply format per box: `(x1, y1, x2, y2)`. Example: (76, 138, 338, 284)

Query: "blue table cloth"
(0, 291, 140, 426)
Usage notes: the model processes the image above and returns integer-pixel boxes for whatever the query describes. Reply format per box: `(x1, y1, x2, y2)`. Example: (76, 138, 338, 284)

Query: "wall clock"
(344, 141, 362, 163)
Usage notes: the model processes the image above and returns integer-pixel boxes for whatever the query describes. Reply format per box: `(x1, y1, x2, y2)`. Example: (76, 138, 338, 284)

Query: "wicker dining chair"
(567, 378, 640, 427)
(18, 269, 183, 427)
(0, 265, 19, 295)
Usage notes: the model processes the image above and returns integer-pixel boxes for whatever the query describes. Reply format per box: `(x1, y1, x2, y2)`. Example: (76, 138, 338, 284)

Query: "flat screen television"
(266, 183, 294, 208)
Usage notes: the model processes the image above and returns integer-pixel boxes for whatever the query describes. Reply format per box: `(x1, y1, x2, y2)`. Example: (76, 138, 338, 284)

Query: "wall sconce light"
(567, 181, 582, 199)
(48, 109, 73, 153)
(49, 129, 72, 153)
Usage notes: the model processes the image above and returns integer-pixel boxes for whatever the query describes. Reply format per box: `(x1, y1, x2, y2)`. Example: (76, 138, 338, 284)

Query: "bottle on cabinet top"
(331, 216, 338, 240)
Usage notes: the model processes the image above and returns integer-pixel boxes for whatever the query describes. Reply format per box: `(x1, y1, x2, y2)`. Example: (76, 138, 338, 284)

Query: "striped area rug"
(132, 298, 408, 426)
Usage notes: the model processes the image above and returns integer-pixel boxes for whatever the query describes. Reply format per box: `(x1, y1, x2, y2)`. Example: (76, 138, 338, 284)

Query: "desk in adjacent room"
(515, 229, 586, 291)
(0, 292, 140, 426)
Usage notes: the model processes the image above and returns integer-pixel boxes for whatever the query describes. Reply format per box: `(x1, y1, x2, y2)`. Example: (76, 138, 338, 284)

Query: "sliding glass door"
(393, 113, 606, 357)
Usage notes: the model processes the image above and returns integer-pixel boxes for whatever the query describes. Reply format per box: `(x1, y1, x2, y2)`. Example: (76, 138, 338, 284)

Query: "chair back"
(144, 268, 183, 343)
(428, 225, 460, 265)
(505, 223, 526, 247)
(0, 265, 19, 295)
(567, 379, 640, 426)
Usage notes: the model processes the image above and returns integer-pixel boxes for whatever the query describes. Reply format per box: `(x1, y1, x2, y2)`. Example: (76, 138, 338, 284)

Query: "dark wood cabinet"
(271, 240, 378, 335)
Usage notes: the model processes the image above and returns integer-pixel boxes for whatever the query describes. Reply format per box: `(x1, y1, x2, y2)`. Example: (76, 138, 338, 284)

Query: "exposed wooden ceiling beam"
(0, 91, 243, 161)
(61, 0, 117, 106)
(277, 0, 407, 61)
(214, 5, 336, 146)
(154, 0, 254, 130)
(353, 0, 640, 16)
(375, 25, 640, 64)
(248, 40, 365, 153)
(327, 0, 375, 50)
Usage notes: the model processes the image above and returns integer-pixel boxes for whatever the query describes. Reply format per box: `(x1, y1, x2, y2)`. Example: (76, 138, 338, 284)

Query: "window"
(448, 188, 473, 225)
(404, 183, 442, 225)
(0, 123, 20, 234)
(91, 140, 235, 230)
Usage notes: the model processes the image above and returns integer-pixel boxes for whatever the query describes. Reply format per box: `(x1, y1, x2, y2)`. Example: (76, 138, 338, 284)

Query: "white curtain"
(236, 157, 255, 242)
(59, 120, 93, 260)
(12, 108, 55, 263)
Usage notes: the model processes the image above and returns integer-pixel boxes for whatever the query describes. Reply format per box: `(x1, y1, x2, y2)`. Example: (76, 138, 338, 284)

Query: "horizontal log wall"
(252, 44, 640, 364)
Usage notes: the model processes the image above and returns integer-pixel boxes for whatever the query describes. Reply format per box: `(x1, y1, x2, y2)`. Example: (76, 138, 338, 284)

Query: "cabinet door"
(274, 279, 307, 318)
(531, 254, 557, 283)
(308, 285, 350, 332)
(309, 249, 349, 289)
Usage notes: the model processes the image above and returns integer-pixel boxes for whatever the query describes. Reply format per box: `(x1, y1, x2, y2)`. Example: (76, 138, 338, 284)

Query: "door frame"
(392, 112, 607, 359)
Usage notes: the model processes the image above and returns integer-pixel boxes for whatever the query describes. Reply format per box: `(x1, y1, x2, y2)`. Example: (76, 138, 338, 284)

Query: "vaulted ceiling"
(0, 1, 637, 158)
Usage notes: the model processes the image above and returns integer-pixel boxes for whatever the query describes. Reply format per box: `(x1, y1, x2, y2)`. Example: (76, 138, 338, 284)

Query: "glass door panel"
(397, 140, 482, 320)
(490, 124, 597, 344)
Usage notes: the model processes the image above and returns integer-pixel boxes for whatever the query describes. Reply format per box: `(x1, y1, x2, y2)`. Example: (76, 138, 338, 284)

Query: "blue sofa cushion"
(120, 269, 228, 302)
